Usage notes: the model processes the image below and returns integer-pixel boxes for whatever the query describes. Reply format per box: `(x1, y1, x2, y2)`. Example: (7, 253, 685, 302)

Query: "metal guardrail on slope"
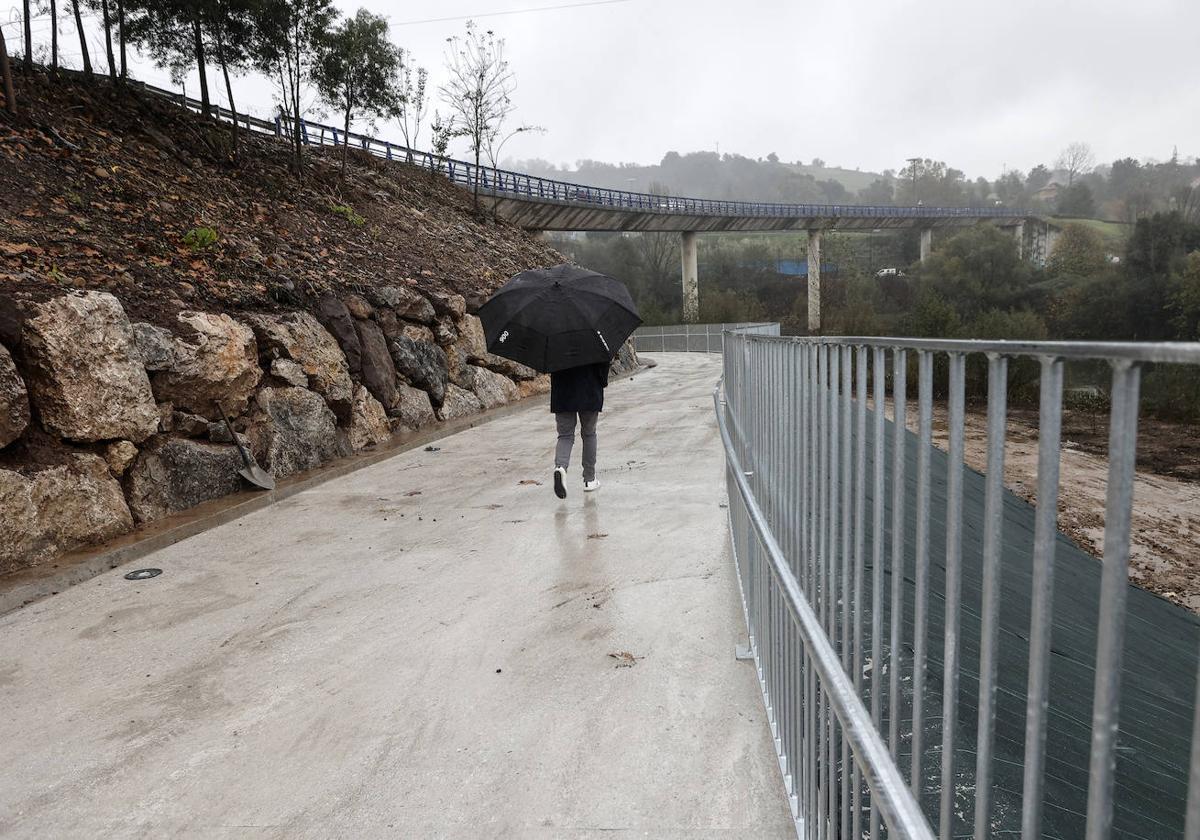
(633, 322, 779, 353)
(716, 332, 1200, 839)
(132, 80, 1029, 223)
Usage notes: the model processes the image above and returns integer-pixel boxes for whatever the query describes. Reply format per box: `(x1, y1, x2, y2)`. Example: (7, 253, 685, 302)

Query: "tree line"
(514, 140, 1199, 225)
(2, 2, 537, 192)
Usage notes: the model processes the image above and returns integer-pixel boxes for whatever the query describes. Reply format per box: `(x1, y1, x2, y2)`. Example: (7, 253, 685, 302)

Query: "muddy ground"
(890, 401, 1200, 613)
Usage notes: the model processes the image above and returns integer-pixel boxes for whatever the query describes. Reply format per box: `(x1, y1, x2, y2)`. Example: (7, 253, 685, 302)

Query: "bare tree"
(1, 24, 15, 114)
(70, 0, 92, 76)
(397, 52, 428, 160)
(117, 0, 127, 79)
(100, 0, 117, 79)
(428, 109, 452, 156)
(440, 21, 540, 209)
(23, 0, 33, 71)
(1057, 142, 1095, 187)
(252, 0, 337, 176)
(45, 0, 59, 74)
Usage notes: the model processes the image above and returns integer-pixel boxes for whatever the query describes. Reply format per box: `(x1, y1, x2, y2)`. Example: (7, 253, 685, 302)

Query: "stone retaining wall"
(0, 288, 639, 575)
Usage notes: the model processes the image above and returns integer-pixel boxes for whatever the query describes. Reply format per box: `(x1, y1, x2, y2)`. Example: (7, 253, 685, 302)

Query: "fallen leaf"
(0, 243, 32, 255)
(404, 490, 422, 497)
(608, 651, 641, 668)
(587, 533, 608, 540)
(518, 479, 542, 486)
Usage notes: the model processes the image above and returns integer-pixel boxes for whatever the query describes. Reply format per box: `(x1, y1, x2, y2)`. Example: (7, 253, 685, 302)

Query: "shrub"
(330, 203, 365, 227)
(1141, 364, 1200, 423)
(183, 226, 219, 252)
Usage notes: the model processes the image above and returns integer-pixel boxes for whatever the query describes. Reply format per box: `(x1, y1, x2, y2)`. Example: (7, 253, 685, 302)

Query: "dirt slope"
(0, 69, 560, 326)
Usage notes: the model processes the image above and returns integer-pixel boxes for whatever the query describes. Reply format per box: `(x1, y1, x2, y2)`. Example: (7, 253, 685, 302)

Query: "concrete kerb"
(0, 364, 652, 616)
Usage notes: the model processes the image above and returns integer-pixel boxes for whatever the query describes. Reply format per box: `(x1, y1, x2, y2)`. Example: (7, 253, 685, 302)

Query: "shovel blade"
(239, 466, 276, 491)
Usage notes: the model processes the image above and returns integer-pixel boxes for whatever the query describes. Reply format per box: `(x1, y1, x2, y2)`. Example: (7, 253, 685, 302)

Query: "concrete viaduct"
(134, 87, 1039, 332)
(473, 180, 1034, 330)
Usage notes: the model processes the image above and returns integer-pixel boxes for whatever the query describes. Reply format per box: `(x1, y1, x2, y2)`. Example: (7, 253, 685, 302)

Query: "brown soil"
(1008, 406, 1200, 483)
(886, 400, 1200, 613)
(0, 68, 560, 329)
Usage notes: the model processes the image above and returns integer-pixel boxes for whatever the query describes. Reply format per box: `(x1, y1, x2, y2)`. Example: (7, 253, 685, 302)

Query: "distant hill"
(783, 163, 882, 194)
(507, 152, 886, 205)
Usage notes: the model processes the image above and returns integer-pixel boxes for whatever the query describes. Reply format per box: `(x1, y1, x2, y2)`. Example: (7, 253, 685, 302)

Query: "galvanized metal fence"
(715, 332, 1200, 839)
(633, 322, 779, 353)
(126, 79, 1028, 223)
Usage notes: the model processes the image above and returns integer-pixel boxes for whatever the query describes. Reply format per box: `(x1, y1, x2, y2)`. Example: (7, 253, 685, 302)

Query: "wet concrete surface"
(0, 353, 795, 839)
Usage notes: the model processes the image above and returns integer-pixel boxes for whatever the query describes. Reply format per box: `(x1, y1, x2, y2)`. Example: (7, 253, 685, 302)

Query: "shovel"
(216, 402, 275, 491)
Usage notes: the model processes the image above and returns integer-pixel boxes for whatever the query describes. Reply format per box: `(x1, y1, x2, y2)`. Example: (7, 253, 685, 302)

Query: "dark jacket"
(550, 362, 609, 413)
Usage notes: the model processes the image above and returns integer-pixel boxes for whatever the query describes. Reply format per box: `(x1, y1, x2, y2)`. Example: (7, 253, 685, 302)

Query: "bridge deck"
(0, 354, 794, 839)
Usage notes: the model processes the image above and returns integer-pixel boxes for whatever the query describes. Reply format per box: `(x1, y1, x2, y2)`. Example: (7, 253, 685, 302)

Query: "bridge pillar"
(807, 230, 821, 333)
(681, 231, 699, 323)
(919, 228, 933, 263)
(1013, 221, 1025, 260)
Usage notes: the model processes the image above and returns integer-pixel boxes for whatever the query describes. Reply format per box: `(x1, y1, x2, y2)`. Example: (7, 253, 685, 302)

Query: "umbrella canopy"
(477, 264, 642, 374)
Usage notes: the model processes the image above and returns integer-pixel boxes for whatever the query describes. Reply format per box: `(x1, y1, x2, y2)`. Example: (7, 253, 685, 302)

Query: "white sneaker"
(554, 467, 567, 499)
(583, 477, 600, 492)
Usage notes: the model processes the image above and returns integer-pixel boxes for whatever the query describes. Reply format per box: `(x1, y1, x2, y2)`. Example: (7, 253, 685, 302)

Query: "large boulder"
(103, 440, 138, 476)
(611, 340, 640, 376)
(481, 354, 539, 381)
(368, 285, 436, 324)
(131, 322, 176, 371)
(347, 386, 391, 451)
(389, 337, 448, 407)
(446, 346, 476, 391)
(314, 294, 362, 375)
(471, 366, 520, 410)
(433, 317, 458, 348)
(438, 383, 484, 421)
(343, 294, 374, 320)
(0, 344, 30, 448)
(152, 311, 261, 419)
(427, 289, 467, 321)
(458, 315, 538, 380)
(455, 315, 489, 360)
(401, 323, 436, 345)
(355, 319, 398, 413)
(251, 387, 342, 479)
(246, 312, 353, 420)
(392, 383, 436, 431)
(124, 436, 245, 524)
(0, 469, 39, 572)
(518, 375, 551, 399)
(375, 308, 403, 344)
(269, 358, 309, 388)
(0, 454, 134, 573)
(21, 292, 159, 443)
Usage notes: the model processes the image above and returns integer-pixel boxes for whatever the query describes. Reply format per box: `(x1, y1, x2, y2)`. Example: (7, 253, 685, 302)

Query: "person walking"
(476, 263, 641, 499)
(551, 360, 609, 498)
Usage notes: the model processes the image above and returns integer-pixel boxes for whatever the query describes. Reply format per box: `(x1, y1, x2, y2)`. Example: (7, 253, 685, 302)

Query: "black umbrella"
(477, 264, 642, 374)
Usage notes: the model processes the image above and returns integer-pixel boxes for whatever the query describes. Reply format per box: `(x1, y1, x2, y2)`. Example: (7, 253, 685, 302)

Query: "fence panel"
(633, 323, 779, 354)
(717, 333, 1200, 839)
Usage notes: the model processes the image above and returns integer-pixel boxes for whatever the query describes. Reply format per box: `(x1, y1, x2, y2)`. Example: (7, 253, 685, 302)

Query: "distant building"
(732, 259, 837, 278)
(1034, 181, 1063, 204)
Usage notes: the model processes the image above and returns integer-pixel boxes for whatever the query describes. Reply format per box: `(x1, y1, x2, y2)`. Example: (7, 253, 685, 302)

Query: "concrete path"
(0, 354, 794, 839)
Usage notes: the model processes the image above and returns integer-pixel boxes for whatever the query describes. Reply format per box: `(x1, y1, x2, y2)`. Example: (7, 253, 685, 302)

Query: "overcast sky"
(22, 0, 1200, 180)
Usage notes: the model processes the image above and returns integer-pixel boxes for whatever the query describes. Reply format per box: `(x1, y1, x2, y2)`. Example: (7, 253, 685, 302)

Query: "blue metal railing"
(137, 80, 1029, 223)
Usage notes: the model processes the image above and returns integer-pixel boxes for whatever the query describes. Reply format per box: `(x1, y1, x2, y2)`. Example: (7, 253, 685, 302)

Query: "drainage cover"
(124, 568, 163, 581)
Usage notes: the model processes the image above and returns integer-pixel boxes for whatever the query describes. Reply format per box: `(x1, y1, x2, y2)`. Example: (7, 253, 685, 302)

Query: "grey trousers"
(555, 412, 598, 481)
